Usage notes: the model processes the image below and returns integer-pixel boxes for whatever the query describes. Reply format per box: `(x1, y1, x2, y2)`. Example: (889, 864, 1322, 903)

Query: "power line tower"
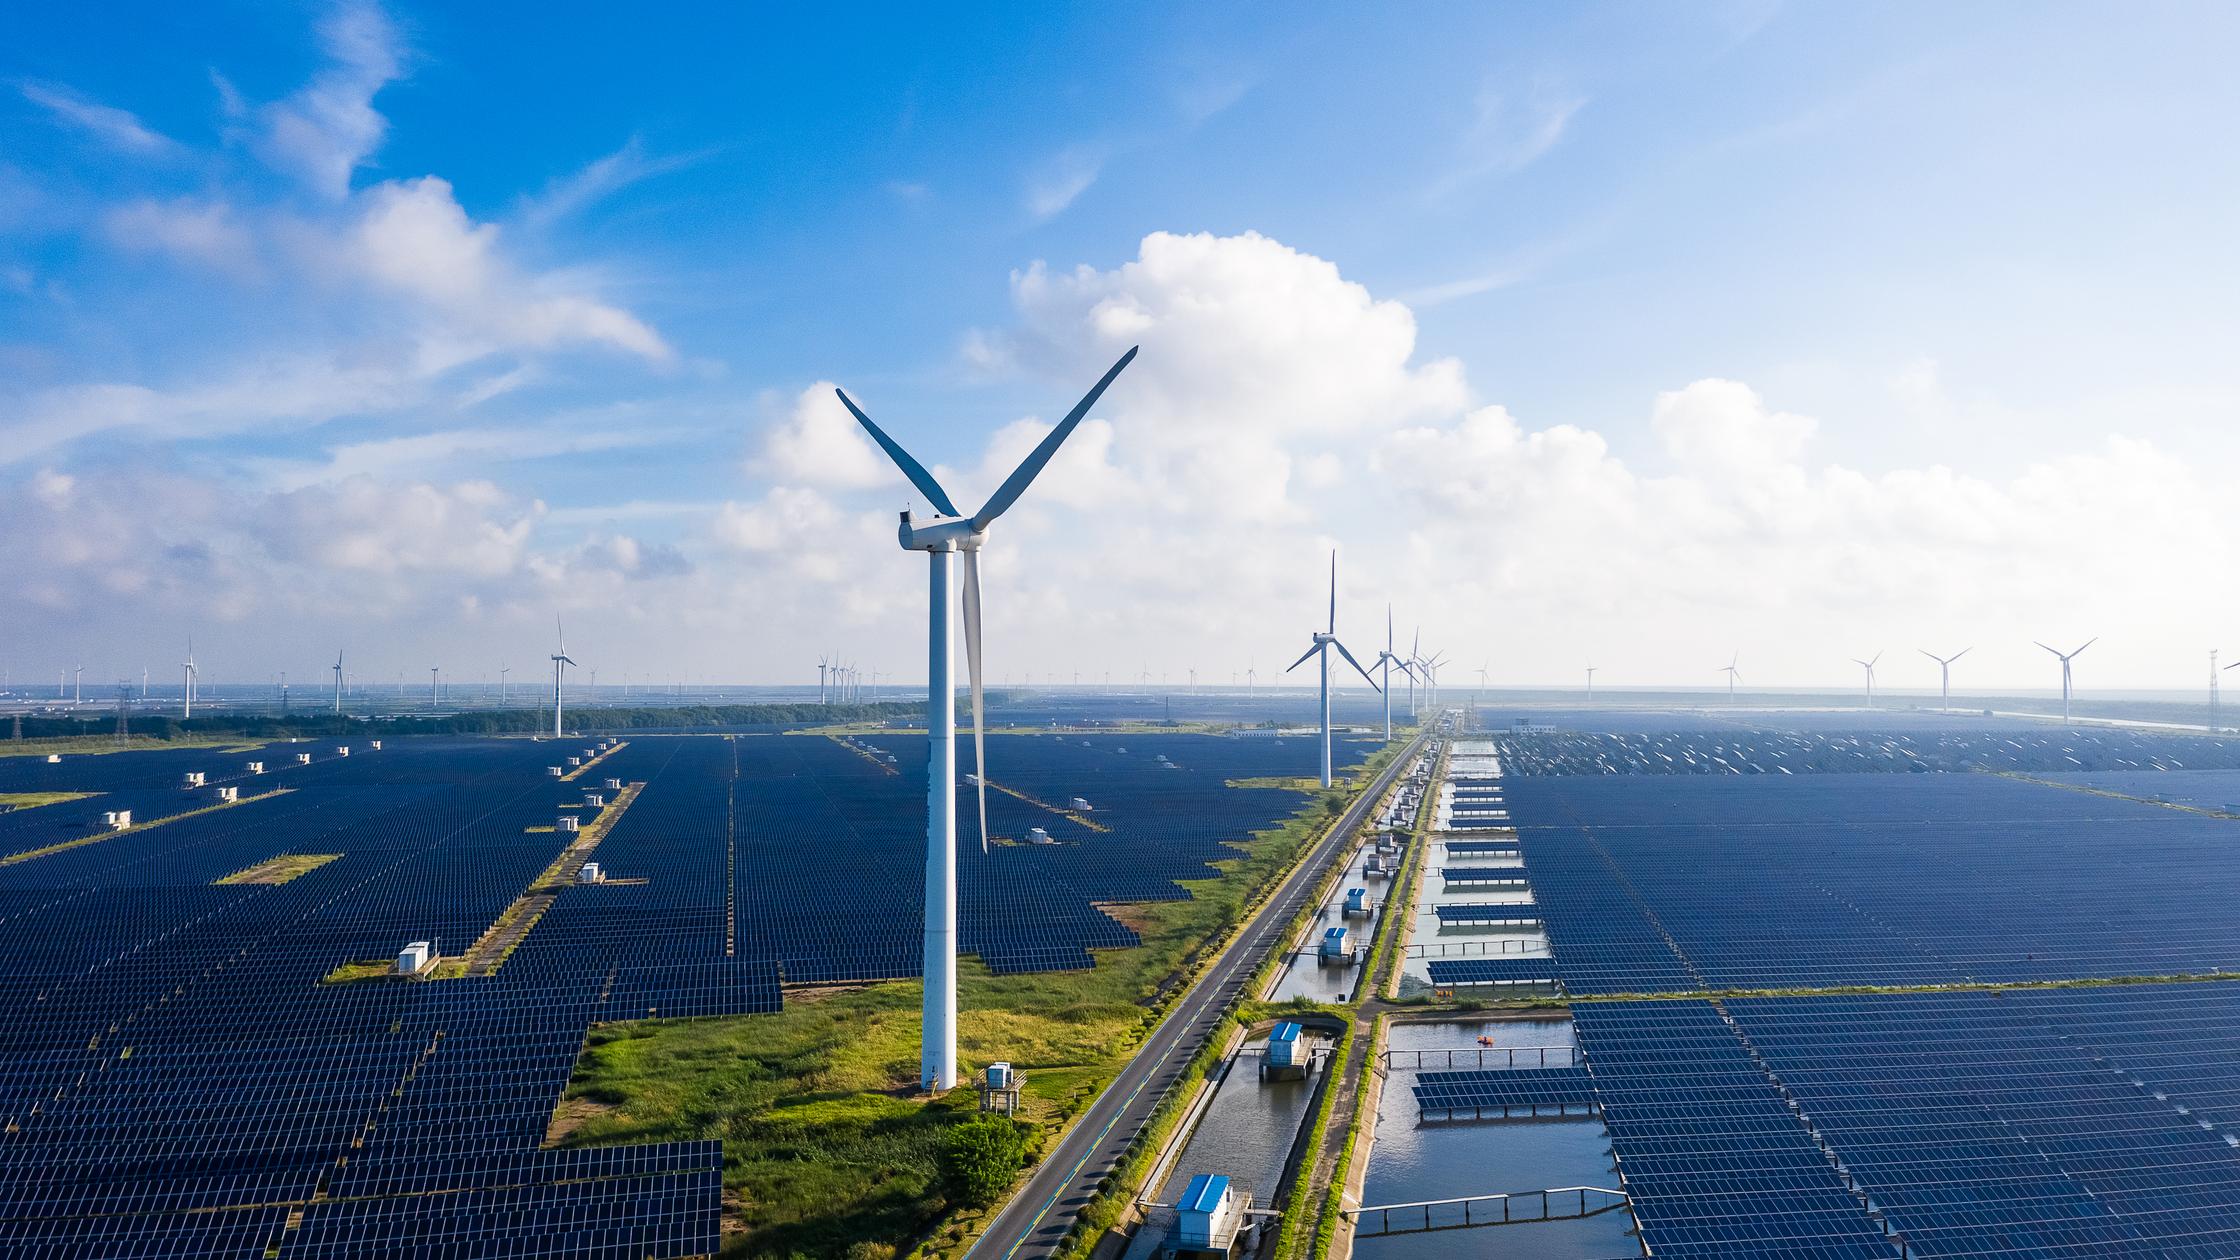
(114, 684, 131, 748)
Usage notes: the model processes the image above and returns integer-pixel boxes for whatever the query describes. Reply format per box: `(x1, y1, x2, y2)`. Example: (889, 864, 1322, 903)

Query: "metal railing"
(1347, 1186, 1628, 1237)
(1404, 937, 1544, 958)
(1380, 1044, 1582, 1071)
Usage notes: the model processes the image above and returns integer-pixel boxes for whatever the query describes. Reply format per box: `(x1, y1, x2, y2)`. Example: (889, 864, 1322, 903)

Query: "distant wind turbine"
(1284, 551, 1381, 788)
(1851, 652, 1882, 708)
(839, 344, 1137, 1093)
(551, 621, 578, 737)
(1369, 607, 1417, 740)
(332, 650, 344, 715)
(1919, 647, 1969, 711)
(2035, 638, 2096, 725)
(182, 637, 198, 720)
(1721, 653, 1742, 704)
(2214, 650, 2240, 734)
(1586, 666, 1597, 703)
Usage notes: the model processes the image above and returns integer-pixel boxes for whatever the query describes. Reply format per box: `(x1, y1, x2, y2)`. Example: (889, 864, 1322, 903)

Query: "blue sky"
(6, 2, 2237, 692)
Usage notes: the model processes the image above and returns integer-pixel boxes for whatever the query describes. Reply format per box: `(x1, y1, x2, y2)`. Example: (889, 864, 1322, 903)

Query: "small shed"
(245, 761, 264, 774)
(546, 766, 563, 777)
(295, 753, 313, 765)
(1068, 796, 1092, 812)
(1026, 827, 1052, 845)
(1319, 926, 1352, 962)
(102, 809, 133, 830)
(369, 740, 383, 751)
(182, 772, 206, 788)
(1175, 1174, 1241, 1252)
(603, 777, 623, 790)
(578, 862, 605, 884)
(334, 745, 351, 757)
(44, 754, 62, 763)
(213, 786, 239, 804)
(556, 815, 581, 833)
(397, 940, 432, 974)
(1343, 887, 1370, 918)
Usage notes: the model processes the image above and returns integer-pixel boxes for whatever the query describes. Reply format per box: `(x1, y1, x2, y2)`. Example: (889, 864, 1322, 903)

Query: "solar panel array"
(1494, 726, 2240, 777)
(1563, 986, 2240, 1258)
(0, 729, 1355, 1254)
(1507, 773, 2240, 994)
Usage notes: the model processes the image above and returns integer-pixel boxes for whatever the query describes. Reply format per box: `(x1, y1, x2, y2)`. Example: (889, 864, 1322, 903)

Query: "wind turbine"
(182, 637, 198, 720)
(2035, 638, 2095, 725)
(1851, 652, 1882, 708)
(1919, 648, 1969, 711)
(332, 650, 344, 715)
(1720, 653, 1742, 704)
(551, 621, 578, 737)
(430, 667, 440, 706)
(838, 344, 1136, 1092)
(1586, 666, 1597, 702)
(1474, 662, 1489, 702)
(1404, 628, 1420, 716)
(1283, 551, 1381, 788)
(73, 665, 83, 705)
(1368, 607, 1416, 739)
(499, 663, 510, 707)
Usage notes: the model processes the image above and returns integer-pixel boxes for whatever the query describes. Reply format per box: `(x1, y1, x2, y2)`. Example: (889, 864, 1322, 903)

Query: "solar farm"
(0, 728, 1376, 1258)
(1383, 715, 2240, 1260)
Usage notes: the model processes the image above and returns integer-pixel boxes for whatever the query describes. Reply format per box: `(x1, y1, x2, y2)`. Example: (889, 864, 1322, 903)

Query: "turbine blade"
(1284, 642, 1320, 674)
(1953, 647, 1971, 662)
(2035, 642, 2058, 656)
(1333, 639, 1380, 691)
(834, 389, 962, 517)
(961, 549, 988, 855)
(970, 345, 1138, 530)
(1327, 551, 1337, 634)
(2073, 637, 2097, 656)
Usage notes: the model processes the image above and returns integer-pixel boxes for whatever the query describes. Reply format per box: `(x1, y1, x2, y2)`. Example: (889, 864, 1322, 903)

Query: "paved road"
(966, 734, 1428, 1260)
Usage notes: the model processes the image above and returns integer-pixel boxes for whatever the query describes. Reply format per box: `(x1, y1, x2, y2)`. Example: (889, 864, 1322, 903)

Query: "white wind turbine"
(1851, 652, 1882, 708)
(332, 650, 344, 715)
(1368, 606, 1417, 740)
(2035, 638, 2095, 725)
(1919, 647, 1969, 712)
(1284, 551, 1381, 788)
(1586, 665, 1598, 702)
(181, 637, 198, 720)
(1720, 652, 1742, 704)
(838, 344, 1137, 1092)
(2213, 650, 2240, 734)
(550, 621, 578, 737)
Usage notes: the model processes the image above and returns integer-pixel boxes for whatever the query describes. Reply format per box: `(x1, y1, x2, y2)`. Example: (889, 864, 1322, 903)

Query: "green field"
(551, 750, 1394, 1259)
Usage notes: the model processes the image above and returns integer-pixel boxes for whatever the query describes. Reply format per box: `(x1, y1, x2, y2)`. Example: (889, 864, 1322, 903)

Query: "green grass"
(0, 791, 96, 810)
(554, 744, 1401, 1259)
(213, 852, 339, 884)
(0, 734, 264, 759)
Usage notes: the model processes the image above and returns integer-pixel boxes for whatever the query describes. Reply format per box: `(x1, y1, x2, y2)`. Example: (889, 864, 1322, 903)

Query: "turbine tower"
(332, 650, 344, 715)
(1369, 607, 1417, 740)
(430, 667, 440, 706)
(181, 637, 198, 720)
(1586, 666, 1597, 703)
(2217, 651, 2240, 734)
(73, 665, 83, 705)
(839, 344, 1136, 1092)
(1919, 647, 1970, 711)
(1721, 653, 1742, 704)
(550, 621, 578, 737)
(1851, 652, 1882, 708)
(1283, 551, 1381, 788)
(2035, 638, 2095, 725)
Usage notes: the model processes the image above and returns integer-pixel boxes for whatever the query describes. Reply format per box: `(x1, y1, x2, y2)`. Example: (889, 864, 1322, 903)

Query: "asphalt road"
(964, 734, 1427, 1260)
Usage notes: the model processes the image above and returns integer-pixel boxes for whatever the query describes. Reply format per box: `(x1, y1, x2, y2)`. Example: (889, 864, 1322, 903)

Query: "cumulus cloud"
(756, 384, 890, 490)
(346, 176, 673, 364)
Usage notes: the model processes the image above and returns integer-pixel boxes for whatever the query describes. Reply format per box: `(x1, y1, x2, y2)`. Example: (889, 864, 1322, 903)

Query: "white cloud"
(103, 198, 258, 272)
(1024, 145, 1106, 220)
(255, 1, 404, 197)
(18, 82, 177, 155)
(757, 382, 891, 490)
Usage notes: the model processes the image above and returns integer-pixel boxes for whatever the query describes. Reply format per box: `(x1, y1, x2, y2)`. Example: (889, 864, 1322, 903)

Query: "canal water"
(1152, 1032, 1324, 1209)
(1267, 839, 1383, 1003)
(1396, 832, 1550, 998)
(1355, 1019, 1638, 1260)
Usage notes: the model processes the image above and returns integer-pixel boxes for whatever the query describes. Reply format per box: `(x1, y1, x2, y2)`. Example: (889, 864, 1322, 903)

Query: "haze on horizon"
(5, 1, 2236, 693)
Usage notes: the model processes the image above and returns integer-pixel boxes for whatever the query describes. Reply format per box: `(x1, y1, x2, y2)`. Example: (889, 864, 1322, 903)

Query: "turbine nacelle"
(896, 511, 986, 554)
